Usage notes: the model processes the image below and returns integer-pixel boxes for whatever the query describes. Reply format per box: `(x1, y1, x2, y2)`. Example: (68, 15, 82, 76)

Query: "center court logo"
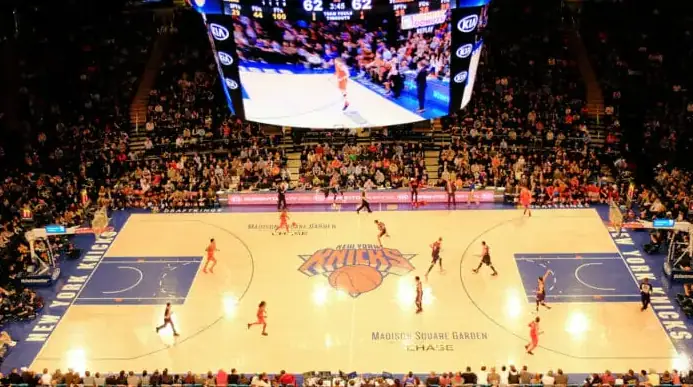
(457, 14, 479, 33)
(210, 24, 230, 41)
(298, 244, 416, 297)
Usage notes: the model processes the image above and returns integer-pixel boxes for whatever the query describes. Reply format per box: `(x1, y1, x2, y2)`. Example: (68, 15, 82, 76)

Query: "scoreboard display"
(223, 0, 451, 20)
(197, 0, 490, 128)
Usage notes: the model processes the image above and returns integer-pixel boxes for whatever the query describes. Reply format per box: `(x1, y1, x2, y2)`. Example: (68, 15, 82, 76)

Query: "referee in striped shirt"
(640, 278, 652, 311)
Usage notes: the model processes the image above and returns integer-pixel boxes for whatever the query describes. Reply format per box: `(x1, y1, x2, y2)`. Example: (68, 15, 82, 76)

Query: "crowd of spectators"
(233, 14, 452, 92)
(0, 1, 160, 345)
(581, 2, 693, 171)
(3, 365, 693, 387)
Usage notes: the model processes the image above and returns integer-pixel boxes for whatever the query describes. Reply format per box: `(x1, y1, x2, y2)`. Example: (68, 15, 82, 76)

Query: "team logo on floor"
(247, 222, 336, 236)
(298, 244, 416, 297)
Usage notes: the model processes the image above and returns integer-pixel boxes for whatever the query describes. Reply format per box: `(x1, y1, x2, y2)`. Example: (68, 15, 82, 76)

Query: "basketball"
(328, 265, 383, 297)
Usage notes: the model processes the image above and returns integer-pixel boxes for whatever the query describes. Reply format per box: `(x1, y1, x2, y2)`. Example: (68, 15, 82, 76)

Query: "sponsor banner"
(401, 10, 447, 30)
(225, 189, 497, 206)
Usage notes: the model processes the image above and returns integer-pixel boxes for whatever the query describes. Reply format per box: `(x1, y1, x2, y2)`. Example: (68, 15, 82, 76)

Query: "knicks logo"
(298, 244, 416, 297)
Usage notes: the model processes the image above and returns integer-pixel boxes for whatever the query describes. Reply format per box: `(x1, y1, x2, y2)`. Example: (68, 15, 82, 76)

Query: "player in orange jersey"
(525, 316, 542, 355)
(375, 220, 389, 248)
(247, 301, 268, 336)
(520, 186, 532, 217)
(335, 58, 349, 111)
(276, 209, 291, 234)
(203, 238, 219, 274)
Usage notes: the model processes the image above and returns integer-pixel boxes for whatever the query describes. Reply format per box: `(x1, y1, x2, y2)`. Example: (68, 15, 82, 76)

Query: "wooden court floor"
(29, 209, 680, 374)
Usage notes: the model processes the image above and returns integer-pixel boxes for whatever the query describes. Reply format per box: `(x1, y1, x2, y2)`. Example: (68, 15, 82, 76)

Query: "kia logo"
(456, 44, 473, 59)
(210, 23, 230, 41)
(453, 71, 468, 84)
(457, 15, 478, 33)
(225, 78, 239, 90)
(194, 0, 205, 6)
(218, 52, 234, 66)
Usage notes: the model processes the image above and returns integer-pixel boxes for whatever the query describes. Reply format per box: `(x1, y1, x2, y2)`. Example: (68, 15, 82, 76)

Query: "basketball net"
(608, 201, 624, 236)
(90, 207, 110, 238)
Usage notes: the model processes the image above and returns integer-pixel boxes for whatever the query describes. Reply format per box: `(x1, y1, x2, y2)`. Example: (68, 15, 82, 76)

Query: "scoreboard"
(195, 0, 491, 128)
(222, 0, 451, 21)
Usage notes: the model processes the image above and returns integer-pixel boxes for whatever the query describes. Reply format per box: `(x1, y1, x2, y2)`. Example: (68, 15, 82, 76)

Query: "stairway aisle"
(128, 21, 172, 154)
(565, 29, 607, 147)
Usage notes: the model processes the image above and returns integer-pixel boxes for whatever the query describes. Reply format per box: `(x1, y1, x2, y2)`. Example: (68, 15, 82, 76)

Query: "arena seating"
(1, 366, 690, 386)
(0, 1, 159, 347)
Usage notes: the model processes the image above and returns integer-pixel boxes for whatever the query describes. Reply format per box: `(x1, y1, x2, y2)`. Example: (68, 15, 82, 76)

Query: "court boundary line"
(30, 214, 129, 363)
(35, 218, 256, 362)
(515, 257, 621, 261)
(100, 260, 202, 264)
(77, 297, 187, 300)
(458, 212, 677, 360)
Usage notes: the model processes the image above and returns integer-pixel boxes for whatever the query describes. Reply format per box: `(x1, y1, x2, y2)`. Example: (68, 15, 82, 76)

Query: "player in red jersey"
(335, 58, 349, 111)
(520, 186, 532, 217)
(425, 237, 443, 280)
(203, 238, 219, 274)
(247, 301, 268, 336)
(415, 276, 423, 314)
(276, 209, 291, 234)
(375, 220, 389, 247)
(525, 316, 542, 355)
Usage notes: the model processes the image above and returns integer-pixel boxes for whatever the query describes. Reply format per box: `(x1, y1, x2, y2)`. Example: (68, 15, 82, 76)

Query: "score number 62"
(302, 0, 372, 12)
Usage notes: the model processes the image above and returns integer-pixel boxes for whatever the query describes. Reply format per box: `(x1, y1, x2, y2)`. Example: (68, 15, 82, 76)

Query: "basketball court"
(26, 208, 682, 375)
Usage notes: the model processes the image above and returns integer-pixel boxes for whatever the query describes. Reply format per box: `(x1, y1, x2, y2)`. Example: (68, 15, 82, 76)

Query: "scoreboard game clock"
(196, 0, 490, 129)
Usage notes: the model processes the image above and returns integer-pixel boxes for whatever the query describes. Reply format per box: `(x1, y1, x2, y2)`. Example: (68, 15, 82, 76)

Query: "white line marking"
(574, 263, 616, 291)
(101, 260, 201, 264)
(102, 266, 144, 294)
(78, 297, 186, 300)
(527, 294, 639, 298)
(515, 257, 621, 261)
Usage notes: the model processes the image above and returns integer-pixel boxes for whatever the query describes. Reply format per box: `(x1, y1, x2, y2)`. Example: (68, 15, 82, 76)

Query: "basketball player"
(247, 301, 268, 336)
(335, 58, 349, 111)
(276, 209, 291, 234)
(203, 238, 219, 274)
(425, 238, 443, 280)
(155, 302, 180, 336)
(356, 190, 372, 214)
(468, 180, 479, 206)
(410, 177, 419, 205)
(375, 220, 389, 247)
(520, 185, 532, 217)
(277, 182, 287, 211)
(524, 316, 542, 355)
(415, 276, 423, 314)
(640, 278, 652, 311)
(472, 241, 498, 276)
(536, 269, 552, 312)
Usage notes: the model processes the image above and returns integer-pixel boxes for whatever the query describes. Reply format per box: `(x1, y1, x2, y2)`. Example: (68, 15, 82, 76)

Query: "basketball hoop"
(90, 207, 110, 238)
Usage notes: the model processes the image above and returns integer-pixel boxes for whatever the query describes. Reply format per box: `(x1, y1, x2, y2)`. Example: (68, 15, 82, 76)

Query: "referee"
(640, 278, 652, 311)
(356, 190, 372, 214)
(277, 182, 287, 211)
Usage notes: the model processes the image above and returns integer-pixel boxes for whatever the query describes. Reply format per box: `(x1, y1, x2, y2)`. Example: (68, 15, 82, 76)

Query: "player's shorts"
(207, 254, 216, 261)
(432, 255, 440, 263)
(530, 335, 538, 345)
(482, 254, 491, 265)
(379, 230, 387, 237)
(536, 291, 545, 302)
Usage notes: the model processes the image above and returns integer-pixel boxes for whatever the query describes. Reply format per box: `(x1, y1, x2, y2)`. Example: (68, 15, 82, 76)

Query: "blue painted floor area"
(0, 212, 131, 373)
(75, 256, 202, 305)
(514, 253, 641, 303)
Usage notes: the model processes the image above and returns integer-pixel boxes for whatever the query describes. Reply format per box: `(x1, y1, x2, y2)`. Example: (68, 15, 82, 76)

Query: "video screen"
(228, 0, 455, 128)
